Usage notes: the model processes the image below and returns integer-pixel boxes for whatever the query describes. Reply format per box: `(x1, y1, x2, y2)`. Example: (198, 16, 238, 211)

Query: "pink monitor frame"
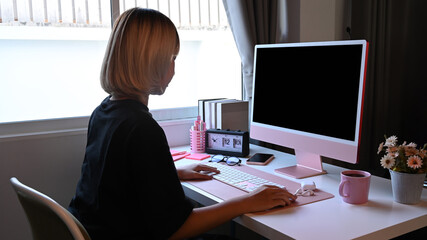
(250, 40, 369, 179)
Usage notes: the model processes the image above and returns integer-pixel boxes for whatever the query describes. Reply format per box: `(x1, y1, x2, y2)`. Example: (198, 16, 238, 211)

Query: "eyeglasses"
(209, 155, 241, 166)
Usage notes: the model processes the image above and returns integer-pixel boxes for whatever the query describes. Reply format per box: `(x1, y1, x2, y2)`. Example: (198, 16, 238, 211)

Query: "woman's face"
(160, 56, 176, 93)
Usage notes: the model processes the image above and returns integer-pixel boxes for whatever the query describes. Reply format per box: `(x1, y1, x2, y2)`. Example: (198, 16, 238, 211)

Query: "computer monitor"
(250, 40, 368, 179)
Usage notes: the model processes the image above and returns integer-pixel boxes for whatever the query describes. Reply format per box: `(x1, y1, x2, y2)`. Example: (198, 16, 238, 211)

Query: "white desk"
(173, 144, 427, 240)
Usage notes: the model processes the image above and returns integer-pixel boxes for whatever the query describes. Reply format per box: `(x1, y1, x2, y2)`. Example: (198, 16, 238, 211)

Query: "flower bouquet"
(377, 135, 426, 204)
(378, 135, 427, 173)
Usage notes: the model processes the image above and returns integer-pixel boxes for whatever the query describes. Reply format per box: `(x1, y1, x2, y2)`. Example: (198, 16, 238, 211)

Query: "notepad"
(171, 150, 191, 161)
(186, 153, 210, 160)
(170, 150, 187, 156)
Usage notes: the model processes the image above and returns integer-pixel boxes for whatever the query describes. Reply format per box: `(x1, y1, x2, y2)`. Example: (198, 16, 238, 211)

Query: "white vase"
(389, 170, 426, 204)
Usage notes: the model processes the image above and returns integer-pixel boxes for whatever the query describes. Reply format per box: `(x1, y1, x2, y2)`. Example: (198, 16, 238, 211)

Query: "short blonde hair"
(100, 8, 180, 98)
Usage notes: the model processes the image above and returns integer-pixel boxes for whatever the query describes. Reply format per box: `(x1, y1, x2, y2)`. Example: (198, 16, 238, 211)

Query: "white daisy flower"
(385, 135, 398, 147)
(380, 155, 395, 169)
(407, 142, 417, 148)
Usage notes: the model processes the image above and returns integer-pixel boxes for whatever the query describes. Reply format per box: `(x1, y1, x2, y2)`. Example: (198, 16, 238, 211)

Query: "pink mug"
(339, 170, 371, 204)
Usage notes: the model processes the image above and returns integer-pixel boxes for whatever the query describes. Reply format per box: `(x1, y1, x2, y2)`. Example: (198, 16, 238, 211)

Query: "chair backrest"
(10, 177, 91, 240)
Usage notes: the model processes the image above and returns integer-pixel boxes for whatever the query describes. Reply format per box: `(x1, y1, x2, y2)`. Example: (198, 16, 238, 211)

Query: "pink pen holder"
(190, 129, 206, 153)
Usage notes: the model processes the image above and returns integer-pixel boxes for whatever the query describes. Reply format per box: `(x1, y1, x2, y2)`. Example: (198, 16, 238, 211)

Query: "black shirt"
(69, 97, 193, 239)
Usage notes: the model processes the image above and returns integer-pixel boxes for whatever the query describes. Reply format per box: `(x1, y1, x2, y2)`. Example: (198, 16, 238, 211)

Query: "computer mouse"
(301, 181, 316, 191)
(294, 181, 316, 196)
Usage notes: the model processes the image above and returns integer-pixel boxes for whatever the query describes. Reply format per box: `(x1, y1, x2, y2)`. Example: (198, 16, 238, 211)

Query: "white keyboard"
(205, 162, 285, 192)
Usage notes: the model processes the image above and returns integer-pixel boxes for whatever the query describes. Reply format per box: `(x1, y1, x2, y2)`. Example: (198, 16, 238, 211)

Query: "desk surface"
(173, 144, 427, 240)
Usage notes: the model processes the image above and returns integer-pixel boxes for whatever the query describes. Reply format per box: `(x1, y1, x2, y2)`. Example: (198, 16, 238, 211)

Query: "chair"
(10, 177, 91, 240)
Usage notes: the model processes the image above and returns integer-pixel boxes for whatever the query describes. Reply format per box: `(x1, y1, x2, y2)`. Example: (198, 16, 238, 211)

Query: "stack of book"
(198, 98, 249, 131)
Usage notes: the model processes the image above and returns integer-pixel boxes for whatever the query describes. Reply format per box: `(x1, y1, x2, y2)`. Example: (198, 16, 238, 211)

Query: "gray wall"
(0, 119, 192, 240)
(1, 132, 87, 239)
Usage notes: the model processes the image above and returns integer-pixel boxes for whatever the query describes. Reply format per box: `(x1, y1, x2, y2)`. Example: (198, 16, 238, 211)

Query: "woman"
(69, 8, 296, 240)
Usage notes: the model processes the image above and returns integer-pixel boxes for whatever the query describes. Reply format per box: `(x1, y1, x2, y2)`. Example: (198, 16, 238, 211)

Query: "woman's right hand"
(242, 185, 297, 213)
(169, 185, 297, 240)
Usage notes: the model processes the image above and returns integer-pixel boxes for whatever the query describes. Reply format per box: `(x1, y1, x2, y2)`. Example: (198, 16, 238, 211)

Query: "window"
(0, 0, 241, 124)
(118, 0, 241, 110)
(0, 0, 111, 123)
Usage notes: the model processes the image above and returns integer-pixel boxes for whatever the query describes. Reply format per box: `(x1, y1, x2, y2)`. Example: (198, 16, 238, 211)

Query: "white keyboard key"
(205, 162, 286, 192)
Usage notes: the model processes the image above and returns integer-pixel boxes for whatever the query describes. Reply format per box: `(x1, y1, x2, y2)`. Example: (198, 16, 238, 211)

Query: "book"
(216, 100, 249, 131)
(198, 98, 249, 131)
(198, 98, 225, 122)
(207, 99, 237, 129)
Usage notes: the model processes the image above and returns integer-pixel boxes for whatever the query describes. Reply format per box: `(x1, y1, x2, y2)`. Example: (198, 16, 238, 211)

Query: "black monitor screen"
(252, 44, 363, 142)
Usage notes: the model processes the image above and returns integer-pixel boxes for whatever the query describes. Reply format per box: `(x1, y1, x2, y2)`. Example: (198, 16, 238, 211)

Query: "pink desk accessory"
(170, 150, 187, 156)
(170, 151, 210, 161)
(190, 116, 206, 153)
(171, 150, 191, 161)
(186, 153, 211, 160)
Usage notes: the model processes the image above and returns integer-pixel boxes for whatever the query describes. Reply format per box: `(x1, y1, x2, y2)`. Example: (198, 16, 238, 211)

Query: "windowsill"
(0, 107, 198, 143)
(0, 116, 89, 142)
(0, 26, 111, 41)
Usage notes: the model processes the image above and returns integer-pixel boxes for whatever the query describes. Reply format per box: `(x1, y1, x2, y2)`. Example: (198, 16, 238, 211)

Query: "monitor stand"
(275, 150, 327, 179)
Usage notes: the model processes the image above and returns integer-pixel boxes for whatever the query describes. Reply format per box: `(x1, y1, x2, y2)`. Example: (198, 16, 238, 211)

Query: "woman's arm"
(169, 185, 296, 240)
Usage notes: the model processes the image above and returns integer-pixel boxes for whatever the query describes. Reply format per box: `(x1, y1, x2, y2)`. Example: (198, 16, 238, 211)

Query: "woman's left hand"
(177, 164, 220, 180)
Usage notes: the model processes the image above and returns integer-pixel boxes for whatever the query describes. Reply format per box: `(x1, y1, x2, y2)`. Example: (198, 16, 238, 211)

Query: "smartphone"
(246, 153, 274, 165)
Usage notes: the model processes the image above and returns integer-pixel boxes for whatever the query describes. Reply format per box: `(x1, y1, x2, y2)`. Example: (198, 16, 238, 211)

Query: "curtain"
(346, 0, 427, 177)
(222, 0, 287, 99)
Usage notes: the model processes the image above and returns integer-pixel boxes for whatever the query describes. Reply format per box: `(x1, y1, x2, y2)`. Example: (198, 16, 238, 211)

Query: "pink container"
(190, 129, 206, 153)
(339, 170, 371, 204)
